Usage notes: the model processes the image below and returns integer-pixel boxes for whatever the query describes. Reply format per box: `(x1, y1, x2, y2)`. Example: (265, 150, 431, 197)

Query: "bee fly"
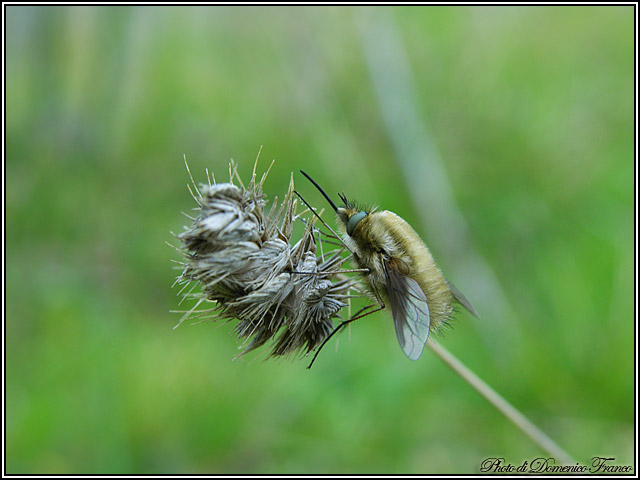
(297, 170, 479, 368)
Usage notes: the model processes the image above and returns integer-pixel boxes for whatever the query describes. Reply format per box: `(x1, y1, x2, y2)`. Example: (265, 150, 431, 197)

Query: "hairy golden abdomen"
(376, 211, 453, 328)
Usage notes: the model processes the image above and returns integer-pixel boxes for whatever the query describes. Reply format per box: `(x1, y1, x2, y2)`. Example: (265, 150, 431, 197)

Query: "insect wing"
(446, 280, 480, 319)
(384, 260, 431, 360)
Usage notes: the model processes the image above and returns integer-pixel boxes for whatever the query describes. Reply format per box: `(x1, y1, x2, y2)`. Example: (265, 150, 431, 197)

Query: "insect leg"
(294, 191, 355, 255)
(289, 268, 370, 276)
(307, 288, 386, 369)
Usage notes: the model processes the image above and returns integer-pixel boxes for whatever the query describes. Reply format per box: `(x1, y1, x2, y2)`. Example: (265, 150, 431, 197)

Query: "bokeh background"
(6, 5, 634, 475)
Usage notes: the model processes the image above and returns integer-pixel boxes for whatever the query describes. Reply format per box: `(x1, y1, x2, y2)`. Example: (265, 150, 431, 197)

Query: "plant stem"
(428, 339, 576, 465)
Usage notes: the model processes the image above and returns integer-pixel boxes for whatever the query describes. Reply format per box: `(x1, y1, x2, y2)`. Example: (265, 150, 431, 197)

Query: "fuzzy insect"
(298, 170, 479, 367)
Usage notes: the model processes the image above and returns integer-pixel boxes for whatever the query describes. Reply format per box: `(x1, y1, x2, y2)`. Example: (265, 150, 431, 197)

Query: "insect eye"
(347, 211, 367, 236)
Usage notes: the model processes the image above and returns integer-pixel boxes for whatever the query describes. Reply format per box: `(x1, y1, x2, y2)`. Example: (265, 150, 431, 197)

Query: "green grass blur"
(6, 5, 634, 474)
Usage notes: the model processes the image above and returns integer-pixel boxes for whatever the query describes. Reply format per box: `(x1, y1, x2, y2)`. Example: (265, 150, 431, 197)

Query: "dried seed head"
(173, 157, 357, 360)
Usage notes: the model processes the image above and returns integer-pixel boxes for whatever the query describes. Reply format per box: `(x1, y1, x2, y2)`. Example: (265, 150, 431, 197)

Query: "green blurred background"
(6, 5, 634, 474)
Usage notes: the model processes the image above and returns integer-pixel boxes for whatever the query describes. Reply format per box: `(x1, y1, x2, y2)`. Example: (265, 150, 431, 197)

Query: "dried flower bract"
(173, 154, 357, 360)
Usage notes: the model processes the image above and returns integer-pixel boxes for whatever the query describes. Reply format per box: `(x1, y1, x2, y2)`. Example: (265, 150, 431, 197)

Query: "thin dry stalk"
(173, 154, 575, 465)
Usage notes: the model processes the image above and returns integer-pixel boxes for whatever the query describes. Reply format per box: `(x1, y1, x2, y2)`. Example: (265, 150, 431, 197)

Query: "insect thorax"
(342, 212, 404, 282)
